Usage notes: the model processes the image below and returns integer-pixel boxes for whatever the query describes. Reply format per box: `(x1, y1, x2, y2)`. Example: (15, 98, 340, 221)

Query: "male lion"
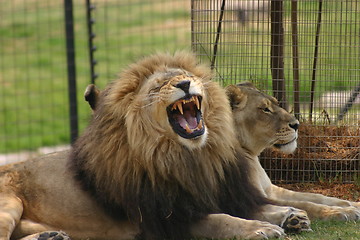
(0, 52, 297, 240)
(225, 83, 360, 222)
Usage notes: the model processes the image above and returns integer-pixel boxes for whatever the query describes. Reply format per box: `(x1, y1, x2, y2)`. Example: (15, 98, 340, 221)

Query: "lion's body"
(226, 83, 360, 222)
(69, 52, 264, 239)
(0, 52, 292, 240)
(0, 151, 138, 240)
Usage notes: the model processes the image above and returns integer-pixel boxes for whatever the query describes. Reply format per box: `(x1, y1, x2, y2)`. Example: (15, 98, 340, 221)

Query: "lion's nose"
(176, 80, 191, 93)
(289, 122, 299, 131)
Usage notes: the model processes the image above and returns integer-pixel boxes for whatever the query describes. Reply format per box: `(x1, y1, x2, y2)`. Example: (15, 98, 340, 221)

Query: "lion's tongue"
(176, 112, 197, 129)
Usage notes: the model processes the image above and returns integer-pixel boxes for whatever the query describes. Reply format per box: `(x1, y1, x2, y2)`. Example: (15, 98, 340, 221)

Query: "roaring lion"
(0, 52, 309, 240)
(225, 83, 360, 222)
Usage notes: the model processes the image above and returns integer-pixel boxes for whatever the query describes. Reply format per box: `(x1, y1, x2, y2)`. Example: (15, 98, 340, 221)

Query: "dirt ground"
(279, 182, 360, 202)
(261, 123, 360, 183)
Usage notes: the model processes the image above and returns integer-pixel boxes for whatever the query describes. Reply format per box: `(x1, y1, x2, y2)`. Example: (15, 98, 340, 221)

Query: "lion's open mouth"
(167, 95, 205, 139)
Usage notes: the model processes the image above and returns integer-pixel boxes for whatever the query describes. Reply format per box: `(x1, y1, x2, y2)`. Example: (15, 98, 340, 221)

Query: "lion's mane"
(69, 52, 267, 239)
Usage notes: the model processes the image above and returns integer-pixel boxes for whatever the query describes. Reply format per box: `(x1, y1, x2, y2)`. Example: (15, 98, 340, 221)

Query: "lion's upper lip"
(167, 95, 205, 139)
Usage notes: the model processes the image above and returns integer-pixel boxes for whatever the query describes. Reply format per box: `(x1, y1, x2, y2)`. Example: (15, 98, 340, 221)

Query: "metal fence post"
(64, 0, 78, 143)
(86, 0, 98, 84)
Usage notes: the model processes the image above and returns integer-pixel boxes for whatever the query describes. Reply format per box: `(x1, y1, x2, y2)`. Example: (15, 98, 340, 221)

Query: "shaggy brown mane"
(69, 52, 268, 239)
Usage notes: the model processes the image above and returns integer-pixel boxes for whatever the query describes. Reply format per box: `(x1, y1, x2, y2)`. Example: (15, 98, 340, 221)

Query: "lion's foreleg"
(268, 185, 360, 221)
(272, 199, 360, 221)
(253, 204, 310, 233)
(269, 185, 352, 207)
(0, 195, 23, 240)
(190, 213, 285, 239)
(11, 220, 57, 240)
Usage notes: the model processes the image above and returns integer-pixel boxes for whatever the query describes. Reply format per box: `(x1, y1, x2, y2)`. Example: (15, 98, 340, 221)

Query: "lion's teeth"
(197, 119, 203, 129)
(194, 96, 200, 110)
(185, 124, 193, 133)
(177, 102, 183, 115)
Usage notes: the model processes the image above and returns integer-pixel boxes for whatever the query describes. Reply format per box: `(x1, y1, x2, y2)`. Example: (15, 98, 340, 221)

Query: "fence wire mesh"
(0, 0, 191, 164)
(1, 0, 359, 184)
(191, 0, 360, 183)
(0, 1, 70, 159)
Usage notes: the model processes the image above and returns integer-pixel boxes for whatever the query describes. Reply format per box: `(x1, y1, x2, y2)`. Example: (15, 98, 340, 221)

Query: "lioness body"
(1, 52, 291, 240)
(226, 83, 360, 221)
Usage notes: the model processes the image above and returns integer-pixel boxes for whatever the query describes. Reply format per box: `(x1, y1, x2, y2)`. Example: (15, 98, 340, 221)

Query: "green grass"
(195, 220, 360, 240)
(0, 1, 190, 153)
(281, 220, 360, 240)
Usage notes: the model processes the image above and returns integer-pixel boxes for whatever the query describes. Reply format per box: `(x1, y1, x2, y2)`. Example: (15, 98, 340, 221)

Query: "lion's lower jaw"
(178, 128, 208, 150)
(279, 140, 297, 154)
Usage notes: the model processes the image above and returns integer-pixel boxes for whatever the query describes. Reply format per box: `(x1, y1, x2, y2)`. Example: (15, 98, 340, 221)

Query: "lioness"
(1, 52, 298, 240)
(225, 83, 360, 221)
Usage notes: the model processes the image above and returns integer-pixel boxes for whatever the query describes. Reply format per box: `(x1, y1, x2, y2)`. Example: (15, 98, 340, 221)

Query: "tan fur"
(83, 81, 311, 234)
(0, 52, 289, 240)
(74, 52, 237, 204)
(226, 83, 360, 221)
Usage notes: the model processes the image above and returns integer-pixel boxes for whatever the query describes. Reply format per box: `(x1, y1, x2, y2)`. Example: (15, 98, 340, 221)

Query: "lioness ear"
(225, 84, 248, 110)
(84, 84, 100, 111)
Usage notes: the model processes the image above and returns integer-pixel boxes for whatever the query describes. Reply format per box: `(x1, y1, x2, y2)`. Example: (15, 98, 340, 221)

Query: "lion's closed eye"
(149, 87, 161, 95)
(261, 107, 272, 113)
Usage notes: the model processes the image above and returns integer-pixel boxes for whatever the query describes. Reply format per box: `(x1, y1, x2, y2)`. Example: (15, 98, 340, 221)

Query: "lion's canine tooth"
(177, 102, 183, 115)
(194, 96, 200, 110)
(185, 124, 193, 134)
(197, 119, 203, 129)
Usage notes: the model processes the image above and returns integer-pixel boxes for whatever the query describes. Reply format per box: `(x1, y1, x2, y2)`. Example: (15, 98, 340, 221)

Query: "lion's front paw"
(322, 206, 360, 221)
(242, 220, 285, 239)
(37, 231, 70, 240)
(282, 210, 311, 233)
(19, 231, 71, 240)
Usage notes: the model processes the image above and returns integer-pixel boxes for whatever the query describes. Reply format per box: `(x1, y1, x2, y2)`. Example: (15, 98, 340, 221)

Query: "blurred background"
(1, 0, 359, 185)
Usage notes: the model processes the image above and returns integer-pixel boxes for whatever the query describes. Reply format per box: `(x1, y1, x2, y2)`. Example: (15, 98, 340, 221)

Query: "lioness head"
(226, 83, 299, 156)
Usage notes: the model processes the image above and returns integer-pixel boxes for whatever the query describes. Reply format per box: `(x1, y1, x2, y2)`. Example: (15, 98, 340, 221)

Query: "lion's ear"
(225, 84, 248, 110)
(84, 84, 101, 111)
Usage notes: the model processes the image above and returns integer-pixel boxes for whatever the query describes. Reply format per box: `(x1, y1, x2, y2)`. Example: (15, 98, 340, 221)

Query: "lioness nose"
(176, 80, 191, 93)
(289, 122, 299, 131)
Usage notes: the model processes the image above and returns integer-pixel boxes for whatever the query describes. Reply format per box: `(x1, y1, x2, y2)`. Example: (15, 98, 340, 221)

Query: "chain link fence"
(0, 0, 191, 164)
(191, 0, 360, 183)
(2, 0, 359, 184)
